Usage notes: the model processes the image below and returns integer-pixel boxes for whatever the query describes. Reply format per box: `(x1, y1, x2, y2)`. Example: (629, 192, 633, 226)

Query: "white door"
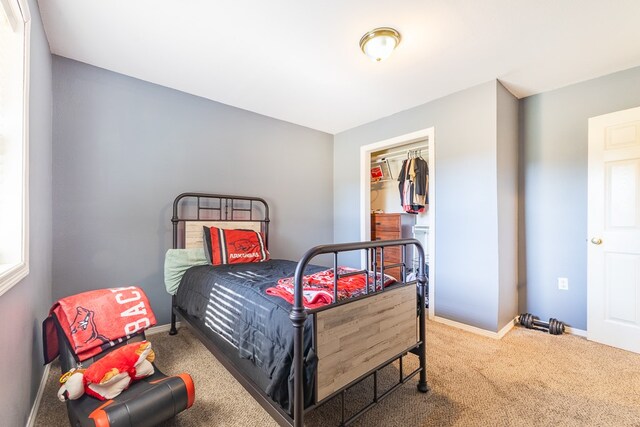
(588, 105, 640, 353)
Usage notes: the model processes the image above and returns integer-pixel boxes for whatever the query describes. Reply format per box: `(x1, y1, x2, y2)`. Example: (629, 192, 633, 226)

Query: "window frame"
(0, 0, 31, 296)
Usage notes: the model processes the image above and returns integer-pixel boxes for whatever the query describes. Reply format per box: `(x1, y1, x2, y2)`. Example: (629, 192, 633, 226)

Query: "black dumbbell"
(518, 313, 565, 335)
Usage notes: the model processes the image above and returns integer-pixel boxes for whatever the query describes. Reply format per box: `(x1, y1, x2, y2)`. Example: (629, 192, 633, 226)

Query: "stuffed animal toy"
(58, 341, 155, 401)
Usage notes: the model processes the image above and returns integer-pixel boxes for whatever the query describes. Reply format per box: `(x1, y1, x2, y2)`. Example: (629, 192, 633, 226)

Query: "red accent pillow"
(203, 226, 270, 265)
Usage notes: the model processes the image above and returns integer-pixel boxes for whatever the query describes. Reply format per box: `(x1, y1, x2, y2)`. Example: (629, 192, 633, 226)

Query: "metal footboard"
(291, 239, 428, 426)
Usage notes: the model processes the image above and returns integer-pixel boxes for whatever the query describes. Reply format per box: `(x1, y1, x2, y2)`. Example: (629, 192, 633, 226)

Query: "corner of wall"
(496, 82, 520, 329)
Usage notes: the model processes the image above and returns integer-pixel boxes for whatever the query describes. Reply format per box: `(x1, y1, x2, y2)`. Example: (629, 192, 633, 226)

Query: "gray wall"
(334, 81, 510, 331)
(52, 57, 334, 325)
(496, 82, 519, 329)
(520, 65, 640, 330)
(0, 0, 53, 424)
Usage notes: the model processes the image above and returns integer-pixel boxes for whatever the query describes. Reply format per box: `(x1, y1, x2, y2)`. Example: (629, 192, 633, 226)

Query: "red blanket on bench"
(266, 267, 395, 309)
(43, 286, 157, 364)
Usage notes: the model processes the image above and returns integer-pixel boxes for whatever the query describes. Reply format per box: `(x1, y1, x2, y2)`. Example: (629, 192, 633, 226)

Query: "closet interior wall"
(370, 140, 430, 226)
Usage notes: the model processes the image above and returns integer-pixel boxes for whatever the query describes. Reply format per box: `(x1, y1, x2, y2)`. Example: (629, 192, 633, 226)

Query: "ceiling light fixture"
(359, 27, 401, 62)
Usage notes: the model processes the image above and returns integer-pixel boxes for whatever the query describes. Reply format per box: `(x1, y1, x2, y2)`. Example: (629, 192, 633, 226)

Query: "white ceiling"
(38, 0, 640, 134)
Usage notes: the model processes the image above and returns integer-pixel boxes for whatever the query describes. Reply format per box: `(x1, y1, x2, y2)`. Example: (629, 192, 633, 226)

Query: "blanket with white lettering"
(42, 286, 156, 364)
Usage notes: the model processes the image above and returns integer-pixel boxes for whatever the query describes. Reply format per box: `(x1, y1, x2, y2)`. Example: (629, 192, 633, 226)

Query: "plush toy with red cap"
(57, 341, 155, 401)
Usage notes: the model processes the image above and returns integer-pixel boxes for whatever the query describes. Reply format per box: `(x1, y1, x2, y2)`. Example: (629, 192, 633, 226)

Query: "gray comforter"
(175, 259, 324, 412)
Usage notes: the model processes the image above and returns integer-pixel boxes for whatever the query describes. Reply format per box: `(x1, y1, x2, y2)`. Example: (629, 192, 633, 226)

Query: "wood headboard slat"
(185, 221, 263, 249)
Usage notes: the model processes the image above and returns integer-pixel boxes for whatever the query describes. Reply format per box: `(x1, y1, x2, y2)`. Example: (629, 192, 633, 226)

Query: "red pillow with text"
(203, 226, 270, 265)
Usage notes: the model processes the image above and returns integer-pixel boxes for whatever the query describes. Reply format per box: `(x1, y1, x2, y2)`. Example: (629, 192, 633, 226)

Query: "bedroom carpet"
(35, 320, 640, 427)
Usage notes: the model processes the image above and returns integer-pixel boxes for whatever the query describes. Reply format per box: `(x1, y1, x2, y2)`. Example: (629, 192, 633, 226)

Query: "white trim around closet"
(359, 127, 436, 319)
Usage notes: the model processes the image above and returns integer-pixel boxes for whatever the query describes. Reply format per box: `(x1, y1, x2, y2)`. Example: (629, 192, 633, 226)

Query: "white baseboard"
(146, 321, 181, 336)
(565, 326, 587, 337)
(433, 315, 586, 339)
(25, 363, 50, 427)
(433, 316, 515, 340)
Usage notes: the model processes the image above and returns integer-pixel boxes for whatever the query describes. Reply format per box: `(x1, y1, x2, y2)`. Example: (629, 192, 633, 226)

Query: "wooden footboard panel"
(315, 285, 417, 401)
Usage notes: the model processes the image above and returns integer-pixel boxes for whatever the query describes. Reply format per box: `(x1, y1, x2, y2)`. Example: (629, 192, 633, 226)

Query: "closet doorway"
(359, 128, 435, 319)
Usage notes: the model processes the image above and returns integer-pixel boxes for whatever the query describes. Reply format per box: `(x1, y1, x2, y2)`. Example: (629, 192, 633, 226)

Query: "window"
(0, 0, 30, 296)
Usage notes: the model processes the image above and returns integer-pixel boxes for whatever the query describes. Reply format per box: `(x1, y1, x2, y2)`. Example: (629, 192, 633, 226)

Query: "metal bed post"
(291, 260, 310, 427)
(415, 243, 429, 393)
(170, 196, 180, 336)
(333, 252, 339, 303)
(290, 244, 338, 427)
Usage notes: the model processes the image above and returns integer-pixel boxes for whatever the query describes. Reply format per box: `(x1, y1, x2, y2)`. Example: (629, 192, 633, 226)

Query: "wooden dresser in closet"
(371, 213, 416, 281)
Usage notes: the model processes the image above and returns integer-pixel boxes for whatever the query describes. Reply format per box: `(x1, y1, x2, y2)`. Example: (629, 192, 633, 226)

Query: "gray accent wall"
(520, 65, 640, 330)
(0, 0, 53, 425)
(334, 80, 518, 332)
(52, 57, 334, 325)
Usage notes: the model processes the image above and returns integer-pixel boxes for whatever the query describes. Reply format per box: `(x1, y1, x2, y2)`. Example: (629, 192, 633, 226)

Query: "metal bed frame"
(169, 193, 428, 426)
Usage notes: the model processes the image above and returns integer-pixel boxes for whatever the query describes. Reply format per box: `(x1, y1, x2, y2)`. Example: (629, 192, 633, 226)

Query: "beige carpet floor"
(35, 320, 640, 426)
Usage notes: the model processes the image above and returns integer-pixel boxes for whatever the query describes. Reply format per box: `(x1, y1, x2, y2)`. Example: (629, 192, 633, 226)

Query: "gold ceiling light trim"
(359, 27, 401, 62)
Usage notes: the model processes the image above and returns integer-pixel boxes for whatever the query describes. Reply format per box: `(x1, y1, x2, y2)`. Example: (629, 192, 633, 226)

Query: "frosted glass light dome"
(359, 27, 401, 62)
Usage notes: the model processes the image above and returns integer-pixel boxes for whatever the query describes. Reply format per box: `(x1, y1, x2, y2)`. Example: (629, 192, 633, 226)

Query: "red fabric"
(266, 267, 396, 309)
(208, 227, 269, 265)
(265, 287, 334, 309)
(49, 287, 156, 362)
(209, 226, 223, 265)
(82, 341, 154, 400)
(83, 341, 144, 385)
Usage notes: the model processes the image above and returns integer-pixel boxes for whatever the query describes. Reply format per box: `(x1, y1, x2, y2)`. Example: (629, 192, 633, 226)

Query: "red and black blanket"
(42, 286, 157, 364)
(265, 267, 396, 309)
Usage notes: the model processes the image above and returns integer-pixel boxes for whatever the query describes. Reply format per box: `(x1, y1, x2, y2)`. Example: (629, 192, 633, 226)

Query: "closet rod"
(371, 144, 428, 162)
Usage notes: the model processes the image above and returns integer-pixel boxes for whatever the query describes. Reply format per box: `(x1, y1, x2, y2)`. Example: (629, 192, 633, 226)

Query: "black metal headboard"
(171, 192, 270, 249)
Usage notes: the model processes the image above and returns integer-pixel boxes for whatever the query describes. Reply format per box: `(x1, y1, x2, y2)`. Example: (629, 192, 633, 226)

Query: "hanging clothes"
(413, 156, 429, 205)
(397, 153, 429, 214)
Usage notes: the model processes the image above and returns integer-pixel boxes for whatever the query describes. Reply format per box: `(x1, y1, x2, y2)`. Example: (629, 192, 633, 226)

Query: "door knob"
(591, 238, 602, 245)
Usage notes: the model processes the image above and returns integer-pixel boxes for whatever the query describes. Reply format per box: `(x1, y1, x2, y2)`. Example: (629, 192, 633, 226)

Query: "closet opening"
(359, 128, 435, 319)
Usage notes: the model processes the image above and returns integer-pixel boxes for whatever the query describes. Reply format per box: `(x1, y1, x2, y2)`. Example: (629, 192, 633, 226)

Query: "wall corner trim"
(25, 363, 50, 427)
(496, 317, 516, 339)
